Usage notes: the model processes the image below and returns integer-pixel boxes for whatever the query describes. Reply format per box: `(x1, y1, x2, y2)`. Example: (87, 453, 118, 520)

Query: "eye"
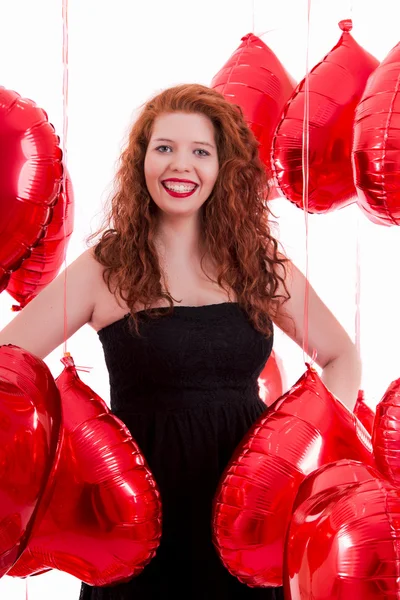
(194, 149, 210, 157)
(155, 145, 172, 153)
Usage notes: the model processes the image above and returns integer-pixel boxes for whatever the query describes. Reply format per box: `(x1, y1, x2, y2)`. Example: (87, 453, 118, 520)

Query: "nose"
(169, 150, 192, 172)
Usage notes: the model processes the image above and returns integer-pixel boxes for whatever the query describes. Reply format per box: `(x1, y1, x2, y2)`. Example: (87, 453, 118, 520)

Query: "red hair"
(90, 83, 290, 336)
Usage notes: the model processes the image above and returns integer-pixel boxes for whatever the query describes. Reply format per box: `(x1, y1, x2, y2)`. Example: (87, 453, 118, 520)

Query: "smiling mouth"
(161, 182, 199, 198)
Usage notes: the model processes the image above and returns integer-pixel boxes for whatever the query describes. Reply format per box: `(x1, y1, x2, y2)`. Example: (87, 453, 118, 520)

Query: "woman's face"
(144, 112, 219, 218)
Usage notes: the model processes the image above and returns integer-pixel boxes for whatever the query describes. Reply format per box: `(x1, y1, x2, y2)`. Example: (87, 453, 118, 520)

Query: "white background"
(0, 0, 399, 598)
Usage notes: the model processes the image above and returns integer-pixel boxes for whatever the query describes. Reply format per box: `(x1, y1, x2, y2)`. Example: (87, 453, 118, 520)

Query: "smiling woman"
(0, 83, 359, 600)
(78, 83, 289, 599)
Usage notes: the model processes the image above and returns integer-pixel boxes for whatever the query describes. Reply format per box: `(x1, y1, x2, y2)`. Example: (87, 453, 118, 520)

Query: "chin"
(155, 198, 206, 215)
(158, 204, 203, 218)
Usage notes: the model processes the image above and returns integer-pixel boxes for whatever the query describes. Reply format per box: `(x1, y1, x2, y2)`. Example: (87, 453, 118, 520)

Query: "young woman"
(0, 83, 361, 599)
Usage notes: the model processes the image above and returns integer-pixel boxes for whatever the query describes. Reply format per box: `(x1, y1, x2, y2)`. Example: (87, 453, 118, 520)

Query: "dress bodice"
(97, 302, 273, 414)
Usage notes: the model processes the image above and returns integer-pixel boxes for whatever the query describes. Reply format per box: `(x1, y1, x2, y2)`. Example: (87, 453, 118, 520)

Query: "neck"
(155, 213, 205, 261)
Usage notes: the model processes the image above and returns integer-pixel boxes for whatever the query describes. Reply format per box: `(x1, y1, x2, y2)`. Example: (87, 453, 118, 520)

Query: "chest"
(161, 263, 234, 306)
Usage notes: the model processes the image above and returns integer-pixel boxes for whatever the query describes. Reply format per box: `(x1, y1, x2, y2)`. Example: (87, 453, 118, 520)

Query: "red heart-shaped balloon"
(211, 33, 296, 176)
(285, 460, 400, 599)
(0, 87, 63, 292)
(373, 376, 400, 487)
(9, 355, 162, 586)
(212, 364, 374, 588)
(7, 168, 74, 310)
(0, 345, 61, 577)
(352, 42, 400, 226)
(272, 20, 379, 213)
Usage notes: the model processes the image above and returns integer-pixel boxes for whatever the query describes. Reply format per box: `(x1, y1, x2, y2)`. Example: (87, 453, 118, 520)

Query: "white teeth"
(163, 182, 197, 193)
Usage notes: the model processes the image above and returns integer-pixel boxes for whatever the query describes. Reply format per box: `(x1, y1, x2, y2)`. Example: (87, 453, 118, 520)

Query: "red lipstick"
(161, 179, 198, 198)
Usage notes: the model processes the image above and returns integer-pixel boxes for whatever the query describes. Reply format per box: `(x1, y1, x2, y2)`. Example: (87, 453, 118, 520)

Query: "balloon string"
(62, 0, 69, 357)
(25, 578, 29, 600)
(302, 0, 313, 366)
(349, 0, 353, 20)
(256, 28, 280, 38)
(355, 209, 361, 358)
(75, 365, 93, 373)
(350, 1, 359, 365)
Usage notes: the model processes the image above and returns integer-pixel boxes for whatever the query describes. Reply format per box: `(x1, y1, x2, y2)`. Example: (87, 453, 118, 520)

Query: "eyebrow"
(153, 137, 215, 149)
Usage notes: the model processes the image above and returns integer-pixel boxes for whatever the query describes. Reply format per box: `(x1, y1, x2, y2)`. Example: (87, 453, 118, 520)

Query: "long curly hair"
(89, 83, 291, 337)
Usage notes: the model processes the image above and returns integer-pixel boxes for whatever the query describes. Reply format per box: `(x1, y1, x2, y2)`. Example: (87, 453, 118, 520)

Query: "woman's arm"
(0, 248, 102, 359)
(272, 258, 361, 411)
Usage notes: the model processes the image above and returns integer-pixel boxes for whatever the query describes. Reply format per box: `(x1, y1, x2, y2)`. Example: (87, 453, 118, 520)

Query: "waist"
(110, 383, 263, 415)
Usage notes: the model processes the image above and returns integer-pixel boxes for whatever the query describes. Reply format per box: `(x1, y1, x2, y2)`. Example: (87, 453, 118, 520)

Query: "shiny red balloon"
(0, 87, 63, 292)
(258, 350, 286, 406)
(0, 345, 61, 577)
(6, 169, 74, 310)
(352, 42, 400, 226)
(212, 364, 374, 588)
(211, 33, 296, 174)
(9, 355, 162, 586)
(353, 389, 375, 435)
(285, 460, 400, 599)
(272, 20, 379, 213)
(372, 376, 400, 486)
(290, 459, 378, 513)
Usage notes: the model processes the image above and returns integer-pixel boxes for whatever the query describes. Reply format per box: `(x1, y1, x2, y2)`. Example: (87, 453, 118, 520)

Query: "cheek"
(206, 164, 219, 187)
(144, 156, 158, 185)
(143, 155, 150, 178)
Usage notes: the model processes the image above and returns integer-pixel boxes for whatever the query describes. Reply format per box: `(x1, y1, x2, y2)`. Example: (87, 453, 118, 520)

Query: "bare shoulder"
(65, 246, 108, 297)
(87, 249, 130, 333)
(0, 246, 106, 359)
(78, 246, 107, 282)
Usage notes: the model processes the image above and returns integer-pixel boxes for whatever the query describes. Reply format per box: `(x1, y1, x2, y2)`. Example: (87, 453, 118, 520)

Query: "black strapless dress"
(79, 302, 284, 599)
